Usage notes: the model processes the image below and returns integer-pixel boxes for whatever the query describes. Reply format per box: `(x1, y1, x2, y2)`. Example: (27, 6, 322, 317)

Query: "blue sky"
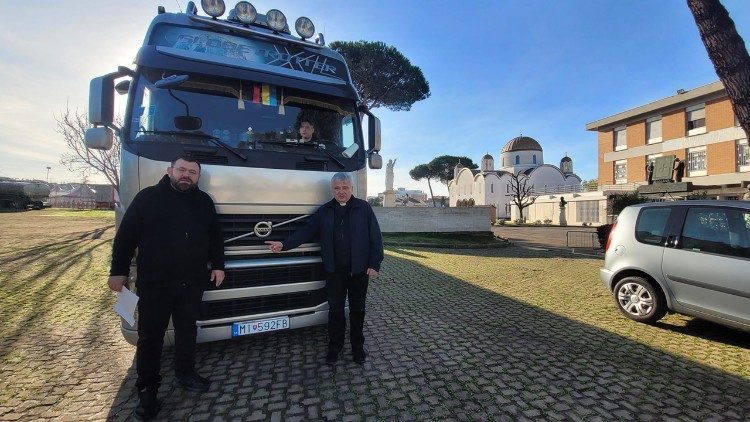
(1, 0, 748, 197)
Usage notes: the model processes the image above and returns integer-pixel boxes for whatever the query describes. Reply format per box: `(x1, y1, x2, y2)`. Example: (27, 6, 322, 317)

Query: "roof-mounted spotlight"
(295, 16, 315, 39)
(234, 2, 257, 24)
(201, 0, 226, 18)
(266, 9, 287, 32)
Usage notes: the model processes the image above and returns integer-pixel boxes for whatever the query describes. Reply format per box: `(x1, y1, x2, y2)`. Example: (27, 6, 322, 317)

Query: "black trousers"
(135, 284, 203, 390)
(325, 270, 369, 351)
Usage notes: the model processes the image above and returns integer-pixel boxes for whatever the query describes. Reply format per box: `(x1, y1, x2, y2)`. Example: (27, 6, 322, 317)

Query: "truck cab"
(86, 0, 382, 344)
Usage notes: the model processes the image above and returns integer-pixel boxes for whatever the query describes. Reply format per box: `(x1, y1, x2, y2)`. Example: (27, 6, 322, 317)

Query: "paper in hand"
(114, 286, 139, 326)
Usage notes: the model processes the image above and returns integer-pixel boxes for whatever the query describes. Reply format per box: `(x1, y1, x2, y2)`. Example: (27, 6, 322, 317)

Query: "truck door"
(662, 205, 750, 325)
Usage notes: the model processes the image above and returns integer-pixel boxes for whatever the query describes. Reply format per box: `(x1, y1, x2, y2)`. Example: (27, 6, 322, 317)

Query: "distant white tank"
(0, 181, 51, 209)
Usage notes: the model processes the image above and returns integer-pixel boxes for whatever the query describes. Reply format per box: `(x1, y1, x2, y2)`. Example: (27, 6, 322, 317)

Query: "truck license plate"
(232, 316, 290, 337)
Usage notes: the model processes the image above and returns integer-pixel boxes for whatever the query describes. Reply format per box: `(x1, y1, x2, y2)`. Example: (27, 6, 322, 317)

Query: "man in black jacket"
(107, 156, 225, 420)
(266, 172, 383, 365)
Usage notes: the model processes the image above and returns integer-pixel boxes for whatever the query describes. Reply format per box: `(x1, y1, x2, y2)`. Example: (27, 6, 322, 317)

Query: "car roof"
(628, 200, 750, 210)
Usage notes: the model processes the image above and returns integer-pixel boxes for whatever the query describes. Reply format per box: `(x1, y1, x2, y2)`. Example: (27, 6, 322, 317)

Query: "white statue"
(385, 158, 396, 191)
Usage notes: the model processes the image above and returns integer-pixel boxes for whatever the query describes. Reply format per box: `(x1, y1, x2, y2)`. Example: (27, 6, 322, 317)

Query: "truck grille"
(200, 288, 327, 320)
(208, 263, 325, 290)
(219, 214, 313, 247)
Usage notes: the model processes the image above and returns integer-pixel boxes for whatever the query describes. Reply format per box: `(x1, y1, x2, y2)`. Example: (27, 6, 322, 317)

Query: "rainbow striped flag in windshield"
(252, 84, 277, 106)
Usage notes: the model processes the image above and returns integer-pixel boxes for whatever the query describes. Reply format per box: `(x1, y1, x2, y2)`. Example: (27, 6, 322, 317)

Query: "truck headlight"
(234, 1, 257, 24)
(295, 17, 315, 39)
(201, 0, 226, 18)
(266, 9, 287, 32)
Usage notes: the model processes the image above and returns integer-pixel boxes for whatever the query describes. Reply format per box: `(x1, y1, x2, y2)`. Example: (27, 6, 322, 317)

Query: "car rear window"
(636, 207, 672, 245)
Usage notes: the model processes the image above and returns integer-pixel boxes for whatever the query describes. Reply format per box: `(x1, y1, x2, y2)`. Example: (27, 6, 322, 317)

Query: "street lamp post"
(46, 166, 51, 183)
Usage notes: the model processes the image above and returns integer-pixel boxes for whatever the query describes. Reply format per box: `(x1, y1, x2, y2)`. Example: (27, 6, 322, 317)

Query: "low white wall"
(521, 191, 608, 226)
(374, 206, 492, 233)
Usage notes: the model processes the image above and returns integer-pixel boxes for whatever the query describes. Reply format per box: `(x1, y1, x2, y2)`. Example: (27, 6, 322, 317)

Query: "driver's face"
(299, 122, 315, 141)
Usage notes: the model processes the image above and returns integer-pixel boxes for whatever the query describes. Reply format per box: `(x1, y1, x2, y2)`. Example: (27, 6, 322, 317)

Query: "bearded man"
(107, 155, 225, 420)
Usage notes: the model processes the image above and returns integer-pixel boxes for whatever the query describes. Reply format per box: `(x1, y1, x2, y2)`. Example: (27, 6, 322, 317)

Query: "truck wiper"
(138, 130, 247, 161)
(319, 147, 344, 168)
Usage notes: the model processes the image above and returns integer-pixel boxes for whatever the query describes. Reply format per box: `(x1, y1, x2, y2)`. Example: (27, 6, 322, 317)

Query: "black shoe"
(134, 386, 161, 421)
(325, 348, 342, 365)
(352, 347, 367, 364)
(175, 371, 211, 393)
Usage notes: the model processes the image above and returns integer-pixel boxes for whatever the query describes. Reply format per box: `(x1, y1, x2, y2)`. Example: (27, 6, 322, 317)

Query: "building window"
(491, 183, 494, 193)
(738, 139, 750, 171)
(533, 154, 537, 164)
(515, 155, 520, 165)
(687, 146, 707, 176)
(614, 160, 627, 184)
(686, 104, 706, 136)
(576, 200, 600, 223)
(613, 126, 627, 151)
(646, 116, 662, 144)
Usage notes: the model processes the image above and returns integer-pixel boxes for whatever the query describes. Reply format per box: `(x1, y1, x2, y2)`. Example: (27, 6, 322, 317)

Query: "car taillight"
(605, 220, 618, 253)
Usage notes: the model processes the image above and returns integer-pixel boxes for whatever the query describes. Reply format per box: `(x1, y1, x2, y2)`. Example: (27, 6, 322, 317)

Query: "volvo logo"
(253, 221, 273, 238)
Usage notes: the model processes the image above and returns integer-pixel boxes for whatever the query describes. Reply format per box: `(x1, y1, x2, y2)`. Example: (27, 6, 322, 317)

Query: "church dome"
(482, 153, 493, 160)
(501, 136, 542, 153)
(561, 156, 572, 162)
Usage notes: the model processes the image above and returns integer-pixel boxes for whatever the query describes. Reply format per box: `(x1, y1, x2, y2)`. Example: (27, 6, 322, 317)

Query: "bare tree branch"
(55, 105, 120, 192)
(508, 172, 536, 221)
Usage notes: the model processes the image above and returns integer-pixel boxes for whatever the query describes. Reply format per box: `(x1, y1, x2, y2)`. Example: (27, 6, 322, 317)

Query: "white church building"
(448, 136, 583, 220)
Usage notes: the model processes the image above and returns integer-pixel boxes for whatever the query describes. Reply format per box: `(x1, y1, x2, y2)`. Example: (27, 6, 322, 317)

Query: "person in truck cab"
(298, 118, 316, 143)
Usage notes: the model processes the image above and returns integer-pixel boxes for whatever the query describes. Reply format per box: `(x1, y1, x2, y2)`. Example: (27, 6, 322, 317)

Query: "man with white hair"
(266, 172, 383, 365)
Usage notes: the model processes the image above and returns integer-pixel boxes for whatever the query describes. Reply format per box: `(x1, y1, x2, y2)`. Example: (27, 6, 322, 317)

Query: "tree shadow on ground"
(0, 227, 113, 360)
(104, 252, 749, 421)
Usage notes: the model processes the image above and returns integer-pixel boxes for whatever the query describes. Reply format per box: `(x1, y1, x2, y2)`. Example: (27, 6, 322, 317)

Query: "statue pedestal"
(383, 190, 396, 207)
(559, 208, 567, 226)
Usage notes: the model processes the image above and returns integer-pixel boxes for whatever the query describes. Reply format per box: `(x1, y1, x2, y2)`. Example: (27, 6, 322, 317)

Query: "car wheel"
(613, 276, 667, 324)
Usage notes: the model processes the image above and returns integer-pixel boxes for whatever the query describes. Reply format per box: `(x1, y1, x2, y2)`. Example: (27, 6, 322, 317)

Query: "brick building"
(586, 81, 749, 199)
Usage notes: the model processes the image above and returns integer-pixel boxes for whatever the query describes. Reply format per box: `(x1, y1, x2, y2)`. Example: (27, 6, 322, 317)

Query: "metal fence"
(566, 230, 600, 250)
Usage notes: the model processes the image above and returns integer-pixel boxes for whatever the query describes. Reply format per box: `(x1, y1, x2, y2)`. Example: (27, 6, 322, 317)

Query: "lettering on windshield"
(154, 26, 342, 80)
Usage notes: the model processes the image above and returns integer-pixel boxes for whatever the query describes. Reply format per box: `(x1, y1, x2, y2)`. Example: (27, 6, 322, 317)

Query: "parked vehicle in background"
(600, 201, 750, 332)
(0, 180, 50, 210)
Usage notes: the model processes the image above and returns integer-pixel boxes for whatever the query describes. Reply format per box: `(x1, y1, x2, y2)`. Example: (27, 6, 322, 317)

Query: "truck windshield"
(128, 70, 362, 161)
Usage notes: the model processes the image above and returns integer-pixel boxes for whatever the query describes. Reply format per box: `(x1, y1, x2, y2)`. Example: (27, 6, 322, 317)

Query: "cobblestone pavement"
(1, 211, 748, 421)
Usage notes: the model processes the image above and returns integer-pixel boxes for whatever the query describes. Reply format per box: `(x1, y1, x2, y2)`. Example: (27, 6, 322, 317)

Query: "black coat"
(282, 197, 384, 274)
(109, 175, 225, 291)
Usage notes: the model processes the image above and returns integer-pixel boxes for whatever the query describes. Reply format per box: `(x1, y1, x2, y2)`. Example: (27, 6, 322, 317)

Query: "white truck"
(85, 0, 382, 345)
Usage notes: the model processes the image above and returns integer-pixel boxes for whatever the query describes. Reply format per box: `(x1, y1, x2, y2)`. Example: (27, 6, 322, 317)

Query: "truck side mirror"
(368, 114, 381, 152)
(115, 80, 131, 95)
(369, 152, 383, 169)
(89, 76, 115, 127)
(85, 127, 114, 150)
(358, 106, 381, 152)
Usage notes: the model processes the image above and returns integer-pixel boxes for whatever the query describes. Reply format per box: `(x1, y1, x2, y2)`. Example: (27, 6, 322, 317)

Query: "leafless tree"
(688, 0, 750, 139)
(56, 106, 120, 192)
(507, 172, 536, 222)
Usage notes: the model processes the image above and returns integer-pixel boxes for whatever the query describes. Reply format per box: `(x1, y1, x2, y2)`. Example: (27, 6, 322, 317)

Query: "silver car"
(600, 200, 750, 332)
